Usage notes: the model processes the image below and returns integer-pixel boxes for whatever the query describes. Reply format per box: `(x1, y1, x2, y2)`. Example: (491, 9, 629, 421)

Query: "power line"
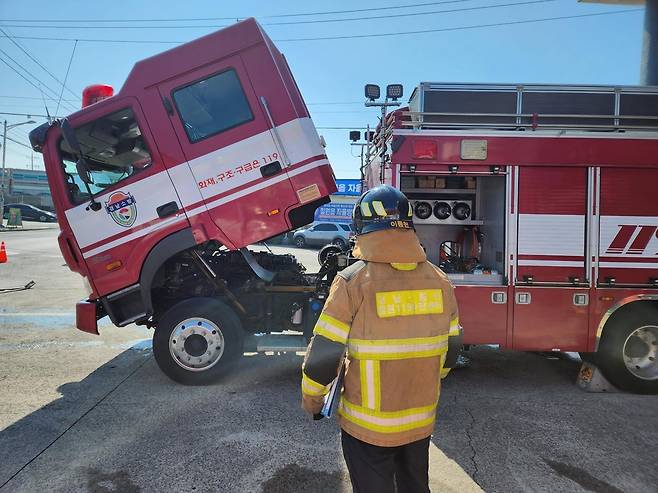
(0, 134, 33, 150)
(0, 95, 78, 102)
(0, 0, 476, 23)
(55, 40, 78, 117)
(0, 50, 78, 113)
(0, 27, 81, 101)
(276, 8, 643, 41)
(0, 112, 61, 118)
(0, 9, 641, 44)
(0, 50, 78, 112)
(0, 55, 62, 103)
(0, 0, 558, 29)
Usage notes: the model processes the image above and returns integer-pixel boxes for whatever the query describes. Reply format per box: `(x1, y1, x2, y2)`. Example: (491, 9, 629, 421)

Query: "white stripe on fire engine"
(82, 216, 186, 259)
(517, 214, 585, 257)
(70, 117, 324, 250)
(184, 158, 329, 219)
(599, 261, 658, 269)
(517, 260, 584, 267)
(172, 117, 325, 207)
(81, 158, 330, 259)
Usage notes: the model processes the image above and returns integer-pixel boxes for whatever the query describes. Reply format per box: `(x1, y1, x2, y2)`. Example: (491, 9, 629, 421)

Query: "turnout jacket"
(301, 229, 459, 447)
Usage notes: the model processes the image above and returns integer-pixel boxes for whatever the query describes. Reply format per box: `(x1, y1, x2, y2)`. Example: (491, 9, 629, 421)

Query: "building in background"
(1, 168, 53, 210)
(313, 179, 361, 223)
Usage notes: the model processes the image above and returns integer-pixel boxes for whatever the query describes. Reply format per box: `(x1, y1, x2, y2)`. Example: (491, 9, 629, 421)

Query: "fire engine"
(362, 82, 658, 393)
(26, 19, 462, 385)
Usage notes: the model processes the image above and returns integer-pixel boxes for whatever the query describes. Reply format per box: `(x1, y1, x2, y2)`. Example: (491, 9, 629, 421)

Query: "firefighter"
(301, 185, 460, 492)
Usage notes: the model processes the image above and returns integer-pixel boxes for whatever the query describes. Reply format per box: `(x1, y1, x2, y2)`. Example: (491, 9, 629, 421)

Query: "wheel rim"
(169, 317, 225, 372)
(622, 325, 658, 380)
(296, 238, 304, 246)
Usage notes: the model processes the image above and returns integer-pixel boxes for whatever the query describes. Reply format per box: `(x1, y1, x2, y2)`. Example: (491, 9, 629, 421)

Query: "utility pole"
(364, 84, 403, 184)
(0, 119, 35, 227)
(1, 120, 7, 228)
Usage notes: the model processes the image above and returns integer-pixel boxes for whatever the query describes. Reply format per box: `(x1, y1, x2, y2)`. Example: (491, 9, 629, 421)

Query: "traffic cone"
(0, 242, 7, 264)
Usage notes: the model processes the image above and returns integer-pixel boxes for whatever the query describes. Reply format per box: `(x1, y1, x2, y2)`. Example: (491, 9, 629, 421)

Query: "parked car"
(293, 222, 353, 248)
(2, 203, 57, 222)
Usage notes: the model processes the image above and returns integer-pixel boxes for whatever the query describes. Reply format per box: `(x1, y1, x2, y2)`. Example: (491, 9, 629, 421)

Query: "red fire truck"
(28, 19, 353, 384)
(363, 82, 658, 393)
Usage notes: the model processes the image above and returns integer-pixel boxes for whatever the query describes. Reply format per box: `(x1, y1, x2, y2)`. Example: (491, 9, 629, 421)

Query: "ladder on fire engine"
(401, 83, 658, 132)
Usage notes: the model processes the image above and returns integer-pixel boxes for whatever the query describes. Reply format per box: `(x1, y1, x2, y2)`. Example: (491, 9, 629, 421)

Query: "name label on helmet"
(390, 220, 412, 229)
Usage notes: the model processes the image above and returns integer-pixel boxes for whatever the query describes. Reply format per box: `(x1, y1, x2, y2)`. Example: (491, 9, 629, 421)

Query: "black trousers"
(341, 431, 430, 493)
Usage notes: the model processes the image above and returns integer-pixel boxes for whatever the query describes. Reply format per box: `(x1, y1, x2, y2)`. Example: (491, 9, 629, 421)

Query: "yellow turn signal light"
(106, 260, 122, 271)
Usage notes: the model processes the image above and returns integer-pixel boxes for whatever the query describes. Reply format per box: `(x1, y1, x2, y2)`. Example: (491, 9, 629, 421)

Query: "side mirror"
(76, 159, 93, 184)
(60, 119, 81, 154)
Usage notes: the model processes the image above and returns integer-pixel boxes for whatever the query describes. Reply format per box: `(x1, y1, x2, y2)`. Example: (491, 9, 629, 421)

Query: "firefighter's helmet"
(353, 185, 414, 235)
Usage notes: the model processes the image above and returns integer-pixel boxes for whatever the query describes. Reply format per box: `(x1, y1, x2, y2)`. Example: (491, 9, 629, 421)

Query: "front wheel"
(153, 298, 243, 385)
(294, 236, 306, 248)
(596, 304, 658, 394)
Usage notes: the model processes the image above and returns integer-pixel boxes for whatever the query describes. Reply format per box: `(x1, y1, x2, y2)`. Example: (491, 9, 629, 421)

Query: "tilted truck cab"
(29, 19, 359, 384)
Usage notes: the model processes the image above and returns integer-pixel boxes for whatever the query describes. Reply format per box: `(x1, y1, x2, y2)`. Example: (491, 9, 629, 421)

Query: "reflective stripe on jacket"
(301, 229, 459, 447)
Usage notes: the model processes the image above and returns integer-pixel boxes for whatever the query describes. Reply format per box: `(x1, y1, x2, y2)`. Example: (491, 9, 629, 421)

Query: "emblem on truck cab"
(105, 191, 138, 228)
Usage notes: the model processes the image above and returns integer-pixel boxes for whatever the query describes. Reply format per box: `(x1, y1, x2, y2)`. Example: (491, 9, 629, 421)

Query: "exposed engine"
(152, 247, 321, 334)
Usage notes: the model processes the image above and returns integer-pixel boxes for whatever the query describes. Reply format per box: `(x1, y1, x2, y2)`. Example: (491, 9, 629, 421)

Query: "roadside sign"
(334, 179, 362, 196)
(8, 208, 22, 227)
(314, 203, 354, 222)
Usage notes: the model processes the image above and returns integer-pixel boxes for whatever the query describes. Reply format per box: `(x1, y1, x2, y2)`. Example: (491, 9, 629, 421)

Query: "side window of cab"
(172, 68, 254, 143)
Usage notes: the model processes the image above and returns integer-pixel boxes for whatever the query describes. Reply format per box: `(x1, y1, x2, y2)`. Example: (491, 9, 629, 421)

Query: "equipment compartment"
(401, 174, 507, 286)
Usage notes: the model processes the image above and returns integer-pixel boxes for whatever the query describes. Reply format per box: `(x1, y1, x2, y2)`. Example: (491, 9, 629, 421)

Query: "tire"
(318, 244, 342, 265)
(152, 298, 244, 385)
(332, 237, 347, 249)
(294, 236, 306, 248)
(596, 304, 658, 394)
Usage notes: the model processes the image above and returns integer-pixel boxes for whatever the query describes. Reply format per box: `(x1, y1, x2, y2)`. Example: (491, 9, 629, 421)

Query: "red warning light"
(82, 84, 114, 108)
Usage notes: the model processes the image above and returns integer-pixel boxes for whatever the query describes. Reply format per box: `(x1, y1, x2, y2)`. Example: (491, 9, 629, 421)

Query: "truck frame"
(364, 82, 658, 393)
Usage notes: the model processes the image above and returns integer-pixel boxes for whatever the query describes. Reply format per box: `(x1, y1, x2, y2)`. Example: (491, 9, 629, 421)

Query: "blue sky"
(0, 1, 646, 178)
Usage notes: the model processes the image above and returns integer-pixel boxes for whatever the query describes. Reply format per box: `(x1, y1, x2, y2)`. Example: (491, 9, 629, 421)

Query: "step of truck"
(244, 333, 307, 353)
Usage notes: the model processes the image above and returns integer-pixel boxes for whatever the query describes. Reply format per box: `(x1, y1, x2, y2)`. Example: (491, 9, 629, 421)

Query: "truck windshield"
(59, 107, 151, 204)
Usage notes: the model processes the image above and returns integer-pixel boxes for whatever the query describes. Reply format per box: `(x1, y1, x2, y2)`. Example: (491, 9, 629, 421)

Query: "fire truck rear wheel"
(597, 304, 658, 394)
(153, 298, 243, 385)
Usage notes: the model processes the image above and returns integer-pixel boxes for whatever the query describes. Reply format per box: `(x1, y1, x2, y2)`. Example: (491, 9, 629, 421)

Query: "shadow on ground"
(1, 346, 657, 492)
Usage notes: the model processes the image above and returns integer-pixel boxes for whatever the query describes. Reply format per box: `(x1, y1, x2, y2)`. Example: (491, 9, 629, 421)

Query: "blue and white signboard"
(314, 203, 354, 223)
(334, 179, 362, 196)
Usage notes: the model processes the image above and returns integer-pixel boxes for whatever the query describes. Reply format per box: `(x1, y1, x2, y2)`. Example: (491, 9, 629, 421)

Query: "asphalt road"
(1, 228, 657, 492)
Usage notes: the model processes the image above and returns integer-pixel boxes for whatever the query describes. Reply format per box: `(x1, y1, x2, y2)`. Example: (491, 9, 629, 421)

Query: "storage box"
(435, 177, 446, 189)
(465, 177, 477, 189)
(418, 176, 435, 188)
